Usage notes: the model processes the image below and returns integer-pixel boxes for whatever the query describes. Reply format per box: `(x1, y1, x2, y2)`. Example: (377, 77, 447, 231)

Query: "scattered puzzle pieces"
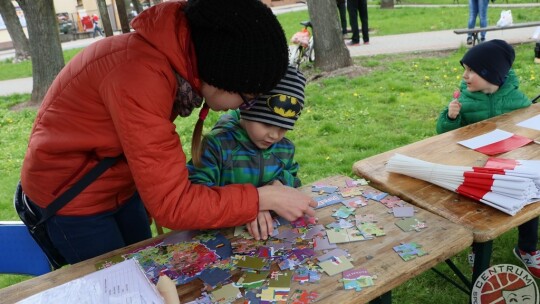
(393, 242, 428, 261)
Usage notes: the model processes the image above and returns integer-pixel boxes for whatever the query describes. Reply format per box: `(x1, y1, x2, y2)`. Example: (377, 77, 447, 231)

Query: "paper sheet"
(17, 259, 164, 304)
(516, 114, 540, 131)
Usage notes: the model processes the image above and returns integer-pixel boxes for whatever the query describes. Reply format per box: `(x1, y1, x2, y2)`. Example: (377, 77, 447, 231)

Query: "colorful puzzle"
(393, 242, 428, 261)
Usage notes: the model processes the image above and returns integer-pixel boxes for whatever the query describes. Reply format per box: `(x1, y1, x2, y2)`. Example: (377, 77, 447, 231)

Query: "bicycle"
(290, 21, 314, 69)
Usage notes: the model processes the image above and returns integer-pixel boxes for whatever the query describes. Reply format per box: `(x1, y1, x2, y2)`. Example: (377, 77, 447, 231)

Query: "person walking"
(346, 0, 369, 46)
(466, 0, 490, 44)
(337, 0, 348, 36)
(92, 14, 104, 38)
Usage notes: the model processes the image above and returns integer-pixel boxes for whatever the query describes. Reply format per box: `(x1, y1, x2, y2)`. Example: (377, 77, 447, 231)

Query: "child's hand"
(246, 211, 274, 240)
(447, 91, 461, 120)
(448, 100, 462, 119)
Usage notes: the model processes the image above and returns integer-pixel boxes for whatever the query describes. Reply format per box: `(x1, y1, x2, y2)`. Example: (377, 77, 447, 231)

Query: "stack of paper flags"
(386, 154, 540, 215)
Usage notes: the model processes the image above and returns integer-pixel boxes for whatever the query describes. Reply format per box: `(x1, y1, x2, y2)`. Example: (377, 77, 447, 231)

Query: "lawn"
(1, 2, 540, 303)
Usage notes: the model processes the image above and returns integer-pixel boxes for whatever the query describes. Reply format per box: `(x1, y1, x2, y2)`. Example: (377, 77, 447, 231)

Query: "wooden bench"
(454, 21, 540, 46)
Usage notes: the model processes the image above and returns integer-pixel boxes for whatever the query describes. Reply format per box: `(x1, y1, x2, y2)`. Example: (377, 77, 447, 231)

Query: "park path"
(1, 2, 539, 96)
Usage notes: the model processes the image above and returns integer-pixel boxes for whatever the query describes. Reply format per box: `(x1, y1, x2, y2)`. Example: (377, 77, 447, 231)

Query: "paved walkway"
(1, 3, 539, 96)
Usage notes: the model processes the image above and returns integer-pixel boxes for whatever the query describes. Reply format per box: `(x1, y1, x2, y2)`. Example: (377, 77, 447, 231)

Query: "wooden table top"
(353, 104, 540, 243)
(0, 175, 472, 303)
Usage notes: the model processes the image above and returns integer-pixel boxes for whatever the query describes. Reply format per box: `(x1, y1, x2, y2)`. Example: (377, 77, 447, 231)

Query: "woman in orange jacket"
(18, 0, 316, 264)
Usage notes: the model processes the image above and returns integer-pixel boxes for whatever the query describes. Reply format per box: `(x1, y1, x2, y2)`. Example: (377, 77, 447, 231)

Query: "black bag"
(14, 183, 67, 269)
(14, 156, 121, 270)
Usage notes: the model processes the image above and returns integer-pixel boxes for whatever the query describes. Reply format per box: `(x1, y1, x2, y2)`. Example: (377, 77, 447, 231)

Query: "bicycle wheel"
(292, 45, 304, 69)
(307, 37, 315, 62)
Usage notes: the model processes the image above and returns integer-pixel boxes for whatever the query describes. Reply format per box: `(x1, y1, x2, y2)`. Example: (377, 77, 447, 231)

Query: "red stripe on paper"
(484, 157, 518, 170)
(456, 185, 489, 201)
(472, 167, 506, 175)
(474, 134, 532, 155)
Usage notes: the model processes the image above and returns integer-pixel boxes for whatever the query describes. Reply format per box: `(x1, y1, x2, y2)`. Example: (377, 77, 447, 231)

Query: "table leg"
(471, 241, 493, 287)
(369, 291, 391, 304)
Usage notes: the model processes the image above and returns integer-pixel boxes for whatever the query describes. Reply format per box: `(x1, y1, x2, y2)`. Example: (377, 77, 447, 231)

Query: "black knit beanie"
(185, 0, 289, 95)
(460, 39, 515, 86)
(240, 66, 306, 130)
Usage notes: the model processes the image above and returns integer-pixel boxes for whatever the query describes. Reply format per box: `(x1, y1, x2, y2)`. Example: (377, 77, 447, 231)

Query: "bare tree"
(17, 0, 64, 105)
(115, 0, 130, 33)
(0, 0, 29, 62)
(96, 0, 113, 36)
(306, 0, 352, 71)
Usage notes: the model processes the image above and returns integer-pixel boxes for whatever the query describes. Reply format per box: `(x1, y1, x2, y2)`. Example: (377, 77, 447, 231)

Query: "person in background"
(466, 0, 490, 45)
(337, 0, 348, 36)
(17, 0, 316, 265)
(346, 0, 369, 46)
(436, 40, 539, 278)
(92, 14, 104, 38)
(188, 66, 306, 240)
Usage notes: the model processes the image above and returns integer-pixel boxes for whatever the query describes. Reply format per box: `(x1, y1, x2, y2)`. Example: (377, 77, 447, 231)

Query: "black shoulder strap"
(36, 156, 122, 226)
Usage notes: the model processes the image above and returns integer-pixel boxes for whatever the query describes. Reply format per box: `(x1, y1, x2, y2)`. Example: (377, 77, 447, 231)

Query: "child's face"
(462, 64, 498, 93)
(241, 119, 288, 150)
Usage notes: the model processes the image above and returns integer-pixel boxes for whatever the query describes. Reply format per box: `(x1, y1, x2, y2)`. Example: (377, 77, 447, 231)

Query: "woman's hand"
(246, 211, 274, 240)
(257, 184, 317, 222)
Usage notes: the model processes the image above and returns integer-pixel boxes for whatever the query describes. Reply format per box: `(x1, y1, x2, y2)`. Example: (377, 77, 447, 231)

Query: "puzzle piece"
(290, 289, 320, 303)
(362, 189, 388, 201)
(357, 222, 385, 237)
(379, 195, 403, 208)
(234, 270, 269, 290)
(355, 214, 377, 224)
(393, 242, 428, 261)
(312, 184, 339, 194)
(210, 283, 242, 304)
(342, 196, 369, 208)
(345, 178, 369, 187)
(392, 206, 415, 217)
(395, 217, 427, 232)
(313, 236, 338, 251)
(340, 187, 364, 198)
(326, 228, 367, 243)
(318, 255, 354, 276)
(332, 206, 356, 218)
(314, 194, 343, 209)
(326, 219, 355, 230)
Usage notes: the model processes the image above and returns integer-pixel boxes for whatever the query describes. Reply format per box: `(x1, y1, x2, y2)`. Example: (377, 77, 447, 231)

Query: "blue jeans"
(467, 0, 489, 39)
(30, 192, 152, 264)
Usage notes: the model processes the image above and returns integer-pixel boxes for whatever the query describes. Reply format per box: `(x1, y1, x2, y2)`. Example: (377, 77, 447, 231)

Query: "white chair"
(0, 221, 52, 276)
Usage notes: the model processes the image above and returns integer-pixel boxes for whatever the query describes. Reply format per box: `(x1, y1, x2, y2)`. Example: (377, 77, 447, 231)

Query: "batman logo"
(266, 94, 303, 118)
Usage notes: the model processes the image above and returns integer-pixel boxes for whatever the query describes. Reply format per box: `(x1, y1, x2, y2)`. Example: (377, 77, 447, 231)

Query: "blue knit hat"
(240, 66, 306, 130)
(460, 39, 515, 86)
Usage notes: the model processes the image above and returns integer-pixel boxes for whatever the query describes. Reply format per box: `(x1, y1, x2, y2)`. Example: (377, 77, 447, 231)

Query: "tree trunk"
(115, 0, 131, 33)
(306, 0, 352, 72)
(96, 0, 113, 36)
(17, 0, 64, 105)
(380, 0, 394, 9)
(131, 0, 142, 14)
(0, 0, 30, 62)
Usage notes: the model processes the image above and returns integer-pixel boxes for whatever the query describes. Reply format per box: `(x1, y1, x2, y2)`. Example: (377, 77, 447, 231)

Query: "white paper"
(458, 129, 513, 149)
(516, 114, 540, 131)
(17, 259, 164, 304)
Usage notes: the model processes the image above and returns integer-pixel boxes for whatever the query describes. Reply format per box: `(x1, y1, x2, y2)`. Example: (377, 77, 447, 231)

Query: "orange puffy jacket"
(20, 1, 258, 230)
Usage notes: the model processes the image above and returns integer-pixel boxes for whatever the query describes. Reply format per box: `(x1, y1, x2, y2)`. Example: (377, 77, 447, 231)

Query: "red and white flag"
(386, 154, 540, 216)
(458, 129, 532, 155)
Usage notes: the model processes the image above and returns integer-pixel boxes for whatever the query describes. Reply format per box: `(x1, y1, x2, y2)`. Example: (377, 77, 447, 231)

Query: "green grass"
(1, 4, 540, 302)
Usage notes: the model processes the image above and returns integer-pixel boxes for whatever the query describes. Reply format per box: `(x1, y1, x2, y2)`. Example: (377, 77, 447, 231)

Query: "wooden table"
(352, 104, 540, 289)
(0, 175, 472, 304)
